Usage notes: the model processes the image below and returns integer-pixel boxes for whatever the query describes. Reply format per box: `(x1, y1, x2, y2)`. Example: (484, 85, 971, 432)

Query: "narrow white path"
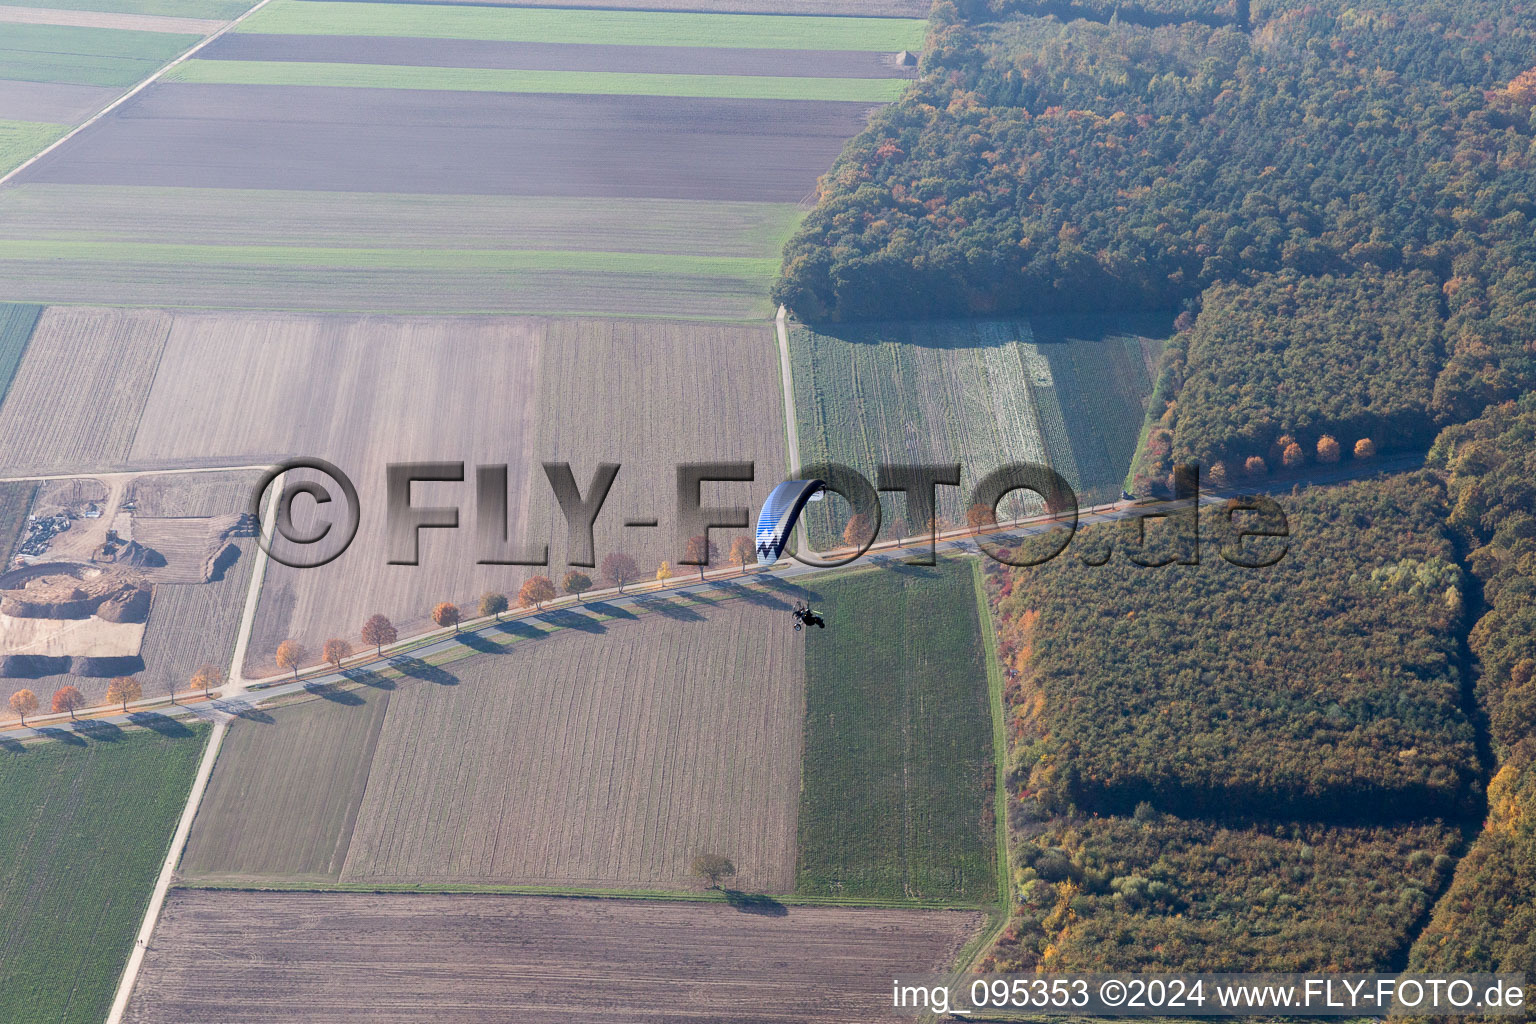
(775, 305, 801, 477)
(0, 463, 271, 484)
(225, 476, 281, 689)
(104, 717, 228, 1024)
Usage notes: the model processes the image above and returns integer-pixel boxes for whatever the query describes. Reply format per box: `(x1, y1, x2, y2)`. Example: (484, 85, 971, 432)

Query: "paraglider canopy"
(755, 478, 825, 566)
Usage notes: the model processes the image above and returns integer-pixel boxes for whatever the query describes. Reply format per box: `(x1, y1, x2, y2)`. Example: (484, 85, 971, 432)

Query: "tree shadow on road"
(457, 631, 506, 655)
(633, 596, 705, 622)
(754, 575, 817, 601)
(304, 681, 365, 705)
(713, 579, 793, 610)
(73, 719, 124, 742)
(34, 726, 86, 746)
(341, 667, 394, 690)
(0, 736, 25, 752)
(538, 608, 606, 634)
(724, 890, 789, 917)
(389, 656, 458, 686)
(491, 620, 545, 640)
(212, 700, 274, 724)
(127, 711, 194, 738)
(584, 601, 637, 621)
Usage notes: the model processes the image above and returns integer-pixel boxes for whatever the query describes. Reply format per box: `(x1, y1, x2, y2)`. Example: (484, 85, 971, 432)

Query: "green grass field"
(165, 59, 910, 101)
(797, 559, 998, 903)
(237, 1, 928, 51)
(0, 301, 43, 405)
(0, 481, 38, 561)
(0, 23, 201, 86)
(0, 726, 208, 1024)
(0, 120, 69, 176)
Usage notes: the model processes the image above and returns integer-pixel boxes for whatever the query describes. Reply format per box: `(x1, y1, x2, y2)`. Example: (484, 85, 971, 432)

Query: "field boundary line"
(775, 304, 800, 477)
(228, 479, 281, 687)
(0, 463, 273, 484)
(0, 0, 278, 190)
(105, 718, 228, 1024)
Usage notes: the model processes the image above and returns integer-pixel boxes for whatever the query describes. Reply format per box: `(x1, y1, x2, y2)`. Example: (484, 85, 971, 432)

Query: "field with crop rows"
(0, 23, 199, 87)
(2, 1, 922, 315)
(0, 726, 207, 1024)
(789, 316, 1164, 547)
(0, 301, 41, 404)
(0, 481, 37, 562)
(796, 560, 997, 903)
(126, 891, 982, 1024)
(18, 0, 251, 18)
(0, 119, 66, 175)
(184, 596, 806, 890)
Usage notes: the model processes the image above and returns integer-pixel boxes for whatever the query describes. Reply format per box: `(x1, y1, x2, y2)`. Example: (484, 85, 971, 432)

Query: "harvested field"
(0, 4, 224, 33)
(789, 316, 1164, 546)
(181, 686, 392, 884)
(0, 185, 804, 256)
(125, 891, 982, 1024)
(20, 84, 872, 201)
(200, 35, 917, 78)
(0, 22, 199, 87)
(236, 1, 929, 52)
(132, 538, 252, 696)
(163, 59, 910, 101)
(0, 480, 36, 560)
(0, 725, 207, 1024)
(126, 469, 260, 517)
(0, 116, 66, 174)
(797, 561, 997, 903)
(185, 597, 806, 891)
(0, 78, 115, 121)
(0, 305, 171, 474)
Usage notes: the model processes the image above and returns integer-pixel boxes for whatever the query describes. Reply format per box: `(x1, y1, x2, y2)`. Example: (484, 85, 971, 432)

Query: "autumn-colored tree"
(655, 561, 674, 584)
(105, 676, 142, 712)
(842, 512, 873, 549)
(1504, 66, 1536, 106)
(1355, 437, 1376, 459)
(51, 685, 86, 720)
(361, 613, 397, 655)
(691, 852, 736, 889)
(1282, 441, 1305, 469)
(966, 503, 997, 535)
(1208, 461, 1229, 488)
(190, 663, 224, 698)
(683, 535, 716, 581)
(9, 689, 38, 726)
(322, 637, 352, 671)
(432, 602, 461, 633)
(600, 552, 639, 593)
(479, 592, 508, 620)
(275, 640, 307, 680)
(728, 536, 754, 574)
(562, 570, 592, 599)
(518, 576, 556, 610)
(1245, 456, 1268, 477)
(1316, 435, 1341, 463)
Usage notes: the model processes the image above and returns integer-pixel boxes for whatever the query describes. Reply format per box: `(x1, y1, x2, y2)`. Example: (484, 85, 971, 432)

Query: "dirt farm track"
(125, 890, 981, 1024)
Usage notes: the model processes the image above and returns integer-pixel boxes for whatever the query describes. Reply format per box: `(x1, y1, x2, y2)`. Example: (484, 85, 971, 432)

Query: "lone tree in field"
(106, 676, 142, 712)
(432, 602, 460, 633)
(479, 592, 508, 621)
(601, 552, 639, 593)
(190, 663, 224, 699)
(683, 535, 716, 582)
(842, 512, 874, 548)
(966, 503, 997, 535)
(691, 853, 736, 890)
(562, 570, 592, 600)
(275, 640, 307, 680)
(51, 685, 86, 720)
(518, 576, 556, 610)
(323, 638, 353, 671)
(729, 536, 754, 575)
(361, 613, 397, 656)
(9, 689, 38, 726)
(655, 561, 674, 584)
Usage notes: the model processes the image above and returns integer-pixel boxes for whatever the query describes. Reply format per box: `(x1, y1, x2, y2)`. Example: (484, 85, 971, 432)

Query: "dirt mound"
(0, 575, 151, 623)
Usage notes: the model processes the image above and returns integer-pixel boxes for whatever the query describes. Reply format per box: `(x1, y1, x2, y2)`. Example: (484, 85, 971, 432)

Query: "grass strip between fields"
(0, 118, 69, 174)
(164, 58, 909, 100)
(0, 238, 779, 277)
(236, 0, 928, 51)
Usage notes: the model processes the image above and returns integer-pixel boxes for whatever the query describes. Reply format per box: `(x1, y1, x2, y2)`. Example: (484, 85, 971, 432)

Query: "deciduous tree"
(966, 503, 997, 535)
(655, 561, 674, 584)
(479, 592, 508, 620)
(1282, 441, 1305, 469)
(275, 640, 307, 680)
(50, 685, 86, 720)
(683, 535, 716, 581)
(8, 689, 38, 726)
(1245, 456, 1268, 477)
(1355, 437, 1376, 459)
(518, 576, 556, 610)
(1317, 435, 1341, 464)
(191, 663, 224, 698)
(322, 638, 352, 671)
(562, 571, 592, 600)
(361, 614, 397, 655)
(729, 536, 754, 574)
(601, 552, 639, 593)
(432, 602, 461, 633)
(106, 676, 142, 712)
(691, 853, 736, 890)
(843, 512, 874, 548)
